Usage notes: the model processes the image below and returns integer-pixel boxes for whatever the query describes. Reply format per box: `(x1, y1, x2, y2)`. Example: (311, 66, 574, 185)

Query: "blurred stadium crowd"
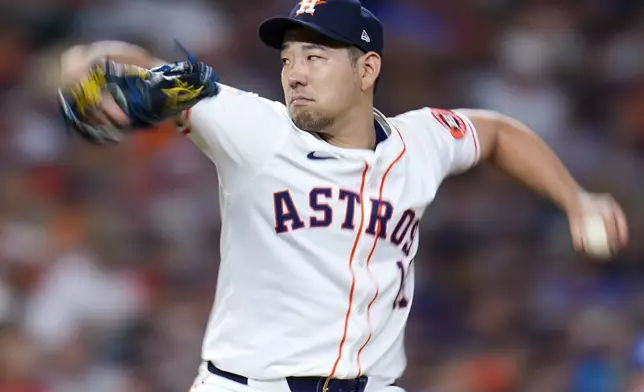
(0, 0, 644, 391)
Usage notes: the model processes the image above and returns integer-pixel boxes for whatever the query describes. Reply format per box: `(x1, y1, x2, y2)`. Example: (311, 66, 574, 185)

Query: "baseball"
(581, 214, 612, 259)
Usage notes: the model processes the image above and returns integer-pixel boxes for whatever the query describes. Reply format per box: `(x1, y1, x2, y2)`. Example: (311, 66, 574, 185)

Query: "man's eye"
(308, 55, 321, 61)
(281, 58, 290, 65)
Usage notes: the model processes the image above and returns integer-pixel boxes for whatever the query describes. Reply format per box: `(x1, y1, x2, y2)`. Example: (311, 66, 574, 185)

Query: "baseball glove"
(58, 55, 220, 144)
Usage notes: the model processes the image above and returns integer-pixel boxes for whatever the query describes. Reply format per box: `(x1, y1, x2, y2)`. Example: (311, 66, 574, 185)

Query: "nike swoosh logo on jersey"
(307, 152, 336, 160)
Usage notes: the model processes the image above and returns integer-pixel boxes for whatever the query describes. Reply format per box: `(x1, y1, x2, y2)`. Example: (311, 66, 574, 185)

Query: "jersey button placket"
(355, 161, 379, 317)
(354, 157, 387, 369)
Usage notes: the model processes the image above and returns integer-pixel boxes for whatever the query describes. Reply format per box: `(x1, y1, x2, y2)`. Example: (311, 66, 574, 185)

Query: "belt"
(207, 362, 369, 392)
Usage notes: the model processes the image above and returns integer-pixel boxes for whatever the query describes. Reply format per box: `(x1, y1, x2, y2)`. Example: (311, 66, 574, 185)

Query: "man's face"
(280, 27, 362, 133)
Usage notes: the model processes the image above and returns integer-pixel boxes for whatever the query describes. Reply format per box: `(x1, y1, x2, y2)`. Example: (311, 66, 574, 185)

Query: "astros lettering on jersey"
(178, 83, 480, 385)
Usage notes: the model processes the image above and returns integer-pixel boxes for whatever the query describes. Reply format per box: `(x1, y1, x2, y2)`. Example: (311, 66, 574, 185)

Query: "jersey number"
(393, 260, 412, 309)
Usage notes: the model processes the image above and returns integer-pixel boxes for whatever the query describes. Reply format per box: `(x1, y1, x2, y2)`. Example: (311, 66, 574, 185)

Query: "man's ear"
(360, 52, 381, 92)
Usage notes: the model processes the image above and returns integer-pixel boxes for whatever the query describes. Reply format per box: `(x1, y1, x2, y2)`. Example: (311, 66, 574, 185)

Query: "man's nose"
(288, 61, 307, 89)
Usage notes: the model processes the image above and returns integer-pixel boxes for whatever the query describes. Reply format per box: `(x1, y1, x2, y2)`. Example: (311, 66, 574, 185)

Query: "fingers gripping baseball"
(569, 193, 629, 259)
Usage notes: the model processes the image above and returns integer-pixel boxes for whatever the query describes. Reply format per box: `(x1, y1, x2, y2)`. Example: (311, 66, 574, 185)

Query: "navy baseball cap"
(259, 0, 383, 56)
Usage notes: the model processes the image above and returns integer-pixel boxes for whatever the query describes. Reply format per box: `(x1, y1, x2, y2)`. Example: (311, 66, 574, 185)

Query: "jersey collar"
(290, 107, 402, 162)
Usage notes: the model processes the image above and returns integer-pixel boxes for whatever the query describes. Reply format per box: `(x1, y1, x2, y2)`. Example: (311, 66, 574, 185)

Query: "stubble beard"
(290, 107, 333, 133)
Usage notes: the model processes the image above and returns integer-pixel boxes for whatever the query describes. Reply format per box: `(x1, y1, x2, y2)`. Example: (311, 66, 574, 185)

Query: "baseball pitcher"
(57, 1, 629, 392)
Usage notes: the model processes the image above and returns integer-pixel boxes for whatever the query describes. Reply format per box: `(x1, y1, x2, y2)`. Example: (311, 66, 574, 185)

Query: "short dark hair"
(348, 46, 365, 65)
(347, 46, 381, 94)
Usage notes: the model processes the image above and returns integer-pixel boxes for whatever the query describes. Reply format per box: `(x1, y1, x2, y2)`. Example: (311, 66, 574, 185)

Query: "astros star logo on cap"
(295, 0, 327, 16)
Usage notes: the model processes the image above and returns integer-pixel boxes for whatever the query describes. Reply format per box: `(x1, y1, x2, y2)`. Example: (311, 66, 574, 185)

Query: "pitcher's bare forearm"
(463, 109, 583, 214)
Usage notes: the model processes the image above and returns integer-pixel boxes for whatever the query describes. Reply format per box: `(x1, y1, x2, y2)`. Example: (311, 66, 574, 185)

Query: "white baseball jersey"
(179, 84, 480, 383)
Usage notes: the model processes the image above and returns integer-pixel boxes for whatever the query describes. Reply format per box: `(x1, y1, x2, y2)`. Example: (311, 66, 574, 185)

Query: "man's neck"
(318, 105, 377, 150)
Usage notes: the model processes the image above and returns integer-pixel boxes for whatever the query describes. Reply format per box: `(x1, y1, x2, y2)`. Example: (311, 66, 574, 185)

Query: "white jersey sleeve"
(393, 107, 481, 177)
(175, 84, 290, 194)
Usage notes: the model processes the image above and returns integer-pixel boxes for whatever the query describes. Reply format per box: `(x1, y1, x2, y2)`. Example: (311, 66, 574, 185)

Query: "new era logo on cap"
(361, 30, 370, 42)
